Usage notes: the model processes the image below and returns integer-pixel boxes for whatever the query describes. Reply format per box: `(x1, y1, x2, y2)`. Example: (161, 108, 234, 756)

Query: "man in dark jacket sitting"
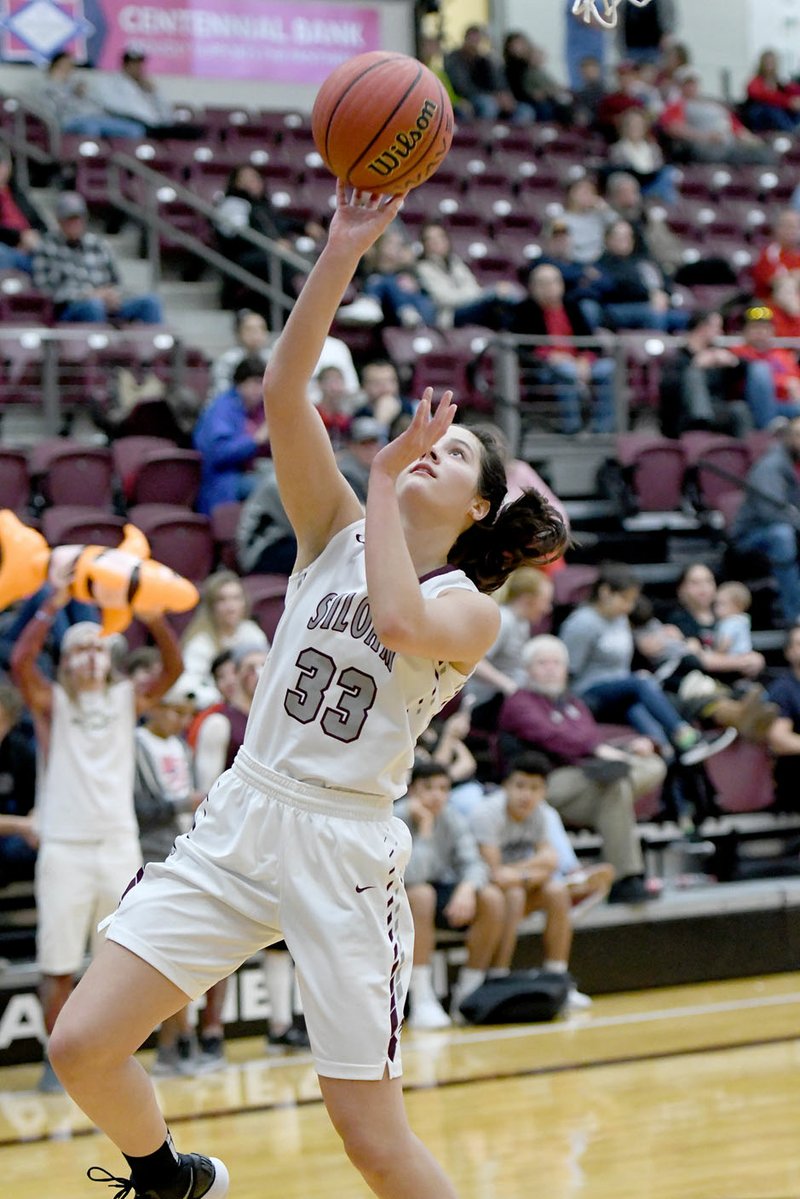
(731, 416, 800, 624)
(510, 263, 616, 434)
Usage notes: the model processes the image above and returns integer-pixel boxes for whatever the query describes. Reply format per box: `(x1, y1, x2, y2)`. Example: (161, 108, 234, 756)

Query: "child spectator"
(133, 681, 204, 1076)
(471, 752, 594, 1008)
(713, 582, 753, 656)
(395, 761, 505, 1029)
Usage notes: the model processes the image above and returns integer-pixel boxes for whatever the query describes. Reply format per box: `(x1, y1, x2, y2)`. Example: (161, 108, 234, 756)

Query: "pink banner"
(0, 1, 381, 82)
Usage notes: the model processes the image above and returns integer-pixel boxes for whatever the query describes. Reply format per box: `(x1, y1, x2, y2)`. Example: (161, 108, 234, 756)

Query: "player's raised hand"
(327, 181, 406, 256)
(371, 386, 457, 479)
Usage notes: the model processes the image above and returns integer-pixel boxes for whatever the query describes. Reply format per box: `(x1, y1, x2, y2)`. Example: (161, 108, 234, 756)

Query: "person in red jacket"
(752, 209, 800, 302)
(745, 50, 800, 133)
(732, 305, 800, 426)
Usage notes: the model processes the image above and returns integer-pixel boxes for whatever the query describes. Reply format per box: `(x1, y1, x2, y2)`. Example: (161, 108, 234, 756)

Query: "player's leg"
(319, 1073, 459, 1199)
(48, 939, 190, 1151)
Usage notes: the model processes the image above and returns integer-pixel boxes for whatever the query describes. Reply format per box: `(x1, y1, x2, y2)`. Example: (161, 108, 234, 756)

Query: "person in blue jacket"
(193, 356, 270, 515)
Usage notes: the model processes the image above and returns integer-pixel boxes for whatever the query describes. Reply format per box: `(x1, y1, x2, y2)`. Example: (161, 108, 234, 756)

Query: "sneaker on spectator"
(267, 1024, 311, 1052)
(151, 1036, 199, 1077)
(336, 296, 382, 325)
(679, 725, 737, 766)
(196, 1034, 226, 1073)
(565, 984, 593, 1012)
(409, 994, 452, 1030)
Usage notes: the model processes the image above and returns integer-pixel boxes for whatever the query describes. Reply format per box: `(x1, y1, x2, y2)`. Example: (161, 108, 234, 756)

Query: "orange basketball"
(311, 51, 454, 194)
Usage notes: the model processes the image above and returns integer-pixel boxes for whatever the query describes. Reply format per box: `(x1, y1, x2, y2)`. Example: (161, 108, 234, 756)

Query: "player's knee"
(48, 1011, 111, 1081)
(340, 1120, 404, 1179)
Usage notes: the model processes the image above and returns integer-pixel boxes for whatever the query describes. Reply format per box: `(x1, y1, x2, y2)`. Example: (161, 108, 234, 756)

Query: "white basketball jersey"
(243, 519, 478, 800)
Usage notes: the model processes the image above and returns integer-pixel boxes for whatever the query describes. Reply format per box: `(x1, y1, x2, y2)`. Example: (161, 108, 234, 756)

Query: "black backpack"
(457, 970, 570, 1025)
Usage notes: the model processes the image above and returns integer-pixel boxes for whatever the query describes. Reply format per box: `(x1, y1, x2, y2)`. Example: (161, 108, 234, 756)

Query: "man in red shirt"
(752, 209, 800, 301)
(733, 306, 800, 427)
(510, 263, 616, 434)
(660, 67, 774, 165)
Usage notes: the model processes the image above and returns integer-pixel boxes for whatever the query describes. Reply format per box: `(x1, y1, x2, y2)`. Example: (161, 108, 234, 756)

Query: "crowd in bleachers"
(5, 16, 800, 1059)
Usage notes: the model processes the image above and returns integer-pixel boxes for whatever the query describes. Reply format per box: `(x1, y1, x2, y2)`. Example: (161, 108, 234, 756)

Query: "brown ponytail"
(446, 424, 570, 594)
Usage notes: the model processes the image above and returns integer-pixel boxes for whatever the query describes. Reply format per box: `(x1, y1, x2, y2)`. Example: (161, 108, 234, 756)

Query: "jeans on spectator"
(744, 104, 800, 134)
(452, 293, 516, 330)
(0, 243, 32, 273)
(537, 355, 616, 434)
(580, 673, 685, 749)
(471, 94, 535, 125)
(742, 360, 800, 429)
(63, 115, 147, 139)
(640, 166, 680, 206)
(0, 836, 36, 884)
(735, 523, 800, 623)
(603, 301, 690, 333)
(58, 294, 164, 324)
(564, 0, 606, 90)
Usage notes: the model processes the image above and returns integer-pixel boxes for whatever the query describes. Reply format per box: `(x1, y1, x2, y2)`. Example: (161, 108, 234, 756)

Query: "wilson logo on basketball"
(366, 99, 439, 178)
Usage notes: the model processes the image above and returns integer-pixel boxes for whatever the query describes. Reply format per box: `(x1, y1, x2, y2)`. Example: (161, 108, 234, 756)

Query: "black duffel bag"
(457, 970, 570, 1025)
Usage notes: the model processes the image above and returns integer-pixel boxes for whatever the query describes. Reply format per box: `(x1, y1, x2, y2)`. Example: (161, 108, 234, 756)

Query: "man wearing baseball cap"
(32, 192, 164, 324)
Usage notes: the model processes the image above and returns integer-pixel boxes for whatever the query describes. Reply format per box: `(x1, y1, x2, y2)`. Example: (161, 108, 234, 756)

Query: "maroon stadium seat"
(0, 447, 29, 510)
(112, 436, 177, 501)
(210, 500, 242, 571)
(29, 440, 114, 508)
(616, 433, 687, 512)
(241, 573, 289, 641)
(681, 431, 752, 511)
(126, 448, 202, 508)
(126, 504, 213, 583)
(42, 505, 125, 547)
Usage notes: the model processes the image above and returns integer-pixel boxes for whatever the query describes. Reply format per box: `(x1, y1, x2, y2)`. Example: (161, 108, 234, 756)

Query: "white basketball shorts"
(37, 837, 143, 976)
(105, 749, 414, 1081)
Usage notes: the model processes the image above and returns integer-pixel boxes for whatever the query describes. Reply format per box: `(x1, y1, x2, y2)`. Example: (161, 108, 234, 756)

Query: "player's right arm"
(262, 183, 404, 570)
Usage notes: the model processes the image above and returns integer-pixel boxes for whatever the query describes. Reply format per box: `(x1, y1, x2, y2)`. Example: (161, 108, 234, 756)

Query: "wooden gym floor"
(2, 973, 800, 1198)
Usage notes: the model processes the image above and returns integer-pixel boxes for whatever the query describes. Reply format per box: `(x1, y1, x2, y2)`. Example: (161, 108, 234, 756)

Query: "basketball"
(311, 51, 454, 194)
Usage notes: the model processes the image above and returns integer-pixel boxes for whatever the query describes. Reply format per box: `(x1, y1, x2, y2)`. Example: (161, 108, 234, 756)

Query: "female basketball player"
(48, 183, 568, 1199)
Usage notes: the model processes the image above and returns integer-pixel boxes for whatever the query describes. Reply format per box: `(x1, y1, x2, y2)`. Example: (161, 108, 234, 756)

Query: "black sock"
(124, 1133, 186, 1194)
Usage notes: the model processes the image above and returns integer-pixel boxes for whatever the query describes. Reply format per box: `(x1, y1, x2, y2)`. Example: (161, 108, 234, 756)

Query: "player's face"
(505, 772, 547, 820)
(400, 428, 486, 523)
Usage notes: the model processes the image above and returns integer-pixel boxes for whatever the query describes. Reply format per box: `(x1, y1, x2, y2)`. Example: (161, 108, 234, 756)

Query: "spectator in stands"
(660, 67, 775, 164)
(92, 46, 203, 140)
(498, 635, 665, 903)
(536, 217, 600, 306)
(562, 176, 616, 265)
(354, 358, 413, 433)
(618, 0, 677, 65)
(194, 356, 270, 515)
(214, 165, 321, 307)
(502, 32, 573, 124)
(415, 221, 521, 330)
(444, 25, 533, 124)
(0, 682, 37, 884)
(0, 585, 98, 679)
(416, 707, 483, 817)
(11, 600, 181, 1091)
(313, 364, 355, 445)
(667, 563, 766, 680)
(179, 570, 268, 709)
(237, 460, 297, 576)
(466, 567, 555, 731)
(335, 416, 386, 503)
(591, 218, 689, 332)
(210, 308, 358, 404)
(656, 40, 691, 103)
(659, 310, 753, 439)
(604, 172, 685, 278)
(38, 51, 146, 140)
(559, 561, 735, 762)
(133, 681, 204, 1076)
(418, 33, 460, 111)
(471, 752, 592, 1009)
(744, 50, 800, 133)
(510, 262, 616, 435)
(731, 305, 800, 428)
(609, 108, 678, 204)
(0, 145, 46, 273)
(572, 55, 607, 127)
(184, 649, 237, 751)
(395, 761, 505, 1028)
(766, 625, 800, 811)
(752, 209, 800, 303)
(210, 309, 272, 399)
(731, 418, 800, 626)
(713, 582, 753, 655)
(565, 3, 607, 93)
(362, 227, 437, 329)
(769, 275, 800, 341)
(595, 60, 647, 141)
(32, 192, 164, 324)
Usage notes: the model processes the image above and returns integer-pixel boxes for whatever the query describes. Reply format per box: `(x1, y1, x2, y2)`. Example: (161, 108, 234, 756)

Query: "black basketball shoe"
(88, 1152, 229, 1198)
